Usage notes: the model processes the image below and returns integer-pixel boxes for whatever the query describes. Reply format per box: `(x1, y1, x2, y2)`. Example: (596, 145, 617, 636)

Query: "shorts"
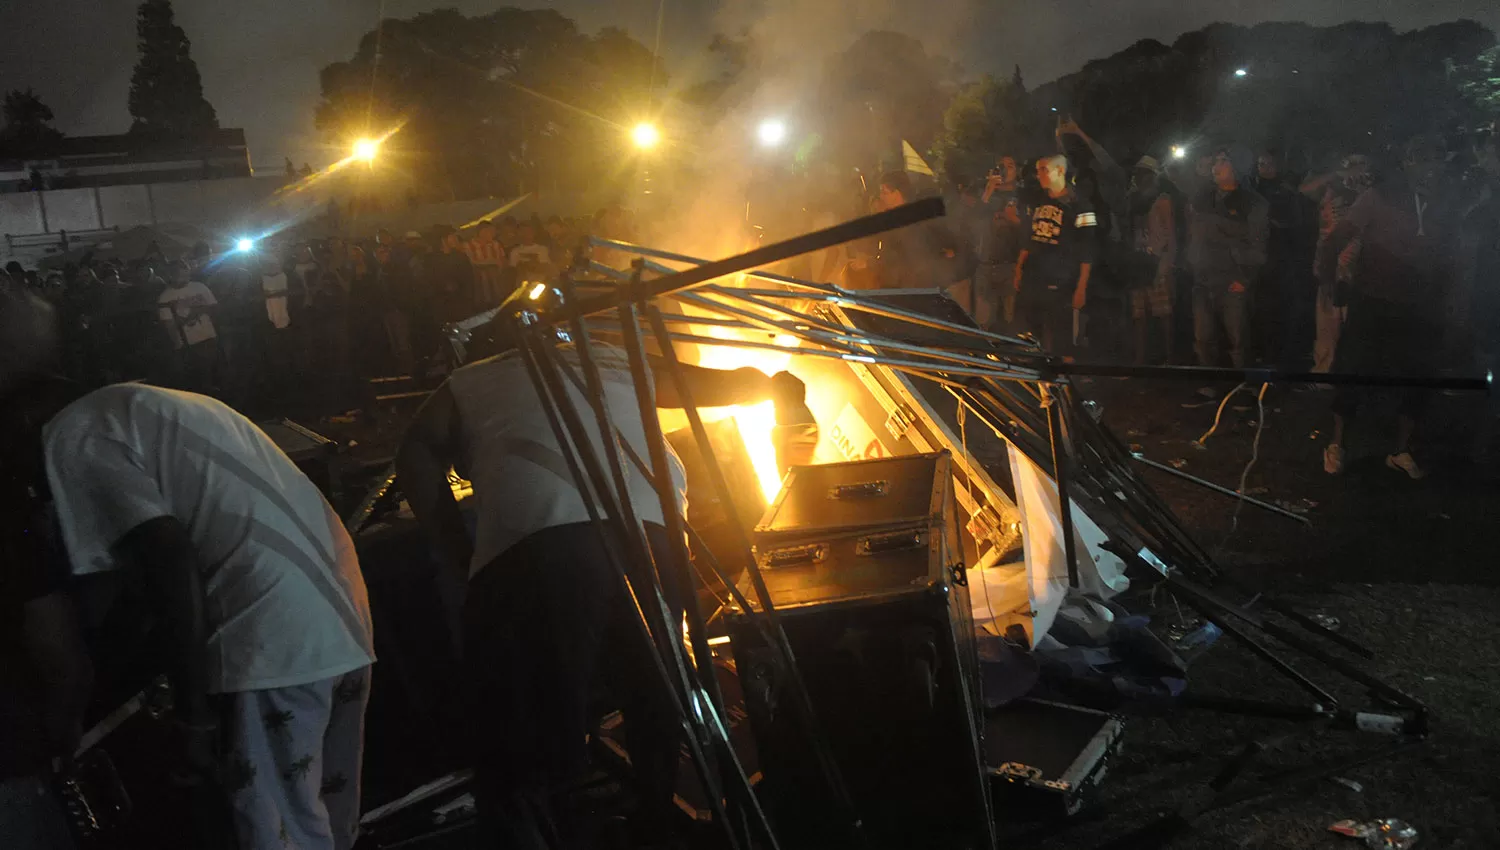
(1131, 274, 1174, 319)
(1126, 252, 1173, 319)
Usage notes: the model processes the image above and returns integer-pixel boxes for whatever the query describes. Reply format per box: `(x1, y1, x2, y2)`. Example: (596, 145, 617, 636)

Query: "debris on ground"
(1130, 443, 1144, 453)
(1310, 612, 1343, 632)
(1127, 428, 1147, 437)
(1168, 458, 1188, 469)
(1331, 777, 1364, 793)
(1329, 818, 1419, 848)
(1273, 498, 1319, 515)
(1165, 617, 1204, 643)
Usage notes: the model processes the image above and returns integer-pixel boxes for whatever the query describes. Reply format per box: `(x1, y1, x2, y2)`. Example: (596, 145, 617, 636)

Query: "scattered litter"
(1302, 498, 1319, 509)
(347, 440, 359, 448)
(1126, 428, 1147, 437)
(1329, 818, 1419, 849)
(1244, 486, 1269, 496)
(1310, 612, 1343, 632)
(1174, 621, 1222, 651)
(1274, 499, 1312, 515)
(1422, 676, 1436, 681)
(1165, 617, 1204, 643)
(329, 415, 356, 424)
(1232, 405, 1251, 412)
(1129, 443, 1144, 453)
(1190, 441, 1208, 451)
(1181, 400, 1216, 409)
(1273, 408, 1283, 413)
(1332, 777, 1364, 793)
(1310, 430, 1322, 440)
(1168, 458, 1188, 469)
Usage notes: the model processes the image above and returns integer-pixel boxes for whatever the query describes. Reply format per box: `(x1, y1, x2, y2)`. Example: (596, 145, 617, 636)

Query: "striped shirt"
(44, 385, 374, 693)
(448, 342, 687, 576)
(464, 237, 505, 268)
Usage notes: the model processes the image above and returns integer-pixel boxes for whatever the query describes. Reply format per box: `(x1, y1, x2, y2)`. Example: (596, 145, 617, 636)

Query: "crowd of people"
(0, 210, 632, 417)
(873, 120, 1500, 479)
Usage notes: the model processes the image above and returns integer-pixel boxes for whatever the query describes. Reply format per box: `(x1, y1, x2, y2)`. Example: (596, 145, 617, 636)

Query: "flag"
(902, 140, 935, 177)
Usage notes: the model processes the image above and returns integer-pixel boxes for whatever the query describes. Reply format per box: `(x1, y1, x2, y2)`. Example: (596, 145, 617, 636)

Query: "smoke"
(640, 0, 983, 260)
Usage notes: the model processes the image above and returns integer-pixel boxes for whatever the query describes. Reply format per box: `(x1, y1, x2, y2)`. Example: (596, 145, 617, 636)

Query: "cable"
(1195, 382, 1249, 446)
(1218, 382, 1269, 549)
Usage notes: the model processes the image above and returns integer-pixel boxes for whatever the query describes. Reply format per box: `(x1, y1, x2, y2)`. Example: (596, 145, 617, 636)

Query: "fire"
(684, 324, 801, 502)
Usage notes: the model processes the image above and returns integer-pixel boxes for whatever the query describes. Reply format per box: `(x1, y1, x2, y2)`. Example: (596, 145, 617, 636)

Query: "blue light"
(235, 238, 255, 252)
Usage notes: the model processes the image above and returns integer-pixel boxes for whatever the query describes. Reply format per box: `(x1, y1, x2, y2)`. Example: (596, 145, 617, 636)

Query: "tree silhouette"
(128, 0, 219, 136)
(316, 8, 664, 199)
(0, 88, 64, 158)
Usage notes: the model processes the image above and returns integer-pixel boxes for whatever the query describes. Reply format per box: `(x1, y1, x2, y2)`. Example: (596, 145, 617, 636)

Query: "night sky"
(1, 0, 1495, 169)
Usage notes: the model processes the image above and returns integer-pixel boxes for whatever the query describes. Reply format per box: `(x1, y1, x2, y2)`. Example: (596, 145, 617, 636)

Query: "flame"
(686, 324, 800, 502)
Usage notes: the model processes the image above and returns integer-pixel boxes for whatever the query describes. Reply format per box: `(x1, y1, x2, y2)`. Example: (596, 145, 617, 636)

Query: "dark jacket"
(1188, 184, 1269, 288)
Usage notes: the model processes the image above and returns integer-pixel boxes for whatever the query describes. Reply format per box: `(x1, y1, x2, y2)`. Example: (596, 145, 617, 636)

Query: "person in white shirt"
(397, 296, 812, 846)
(157, 260, 219, 392)
(506, 221, 552, 269)
(2, 293, 373, 850)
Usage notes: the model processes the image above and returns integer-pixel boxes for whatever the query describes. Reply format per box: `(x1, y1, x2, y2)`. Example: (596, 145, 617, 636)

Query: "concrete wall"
(41, 188, 101, 232)
(1, 176, 315, 238)
(98, 184, 154, 229)
(0, 193, 44, 235)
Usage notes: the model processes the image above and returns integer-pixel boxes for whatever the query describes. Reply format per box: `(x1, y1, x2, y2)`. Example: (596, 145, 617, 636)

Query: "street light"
(1171, 145, 1187, 160)
(631, 122, 660, 150)
(352, 137, 380, 162)
(1234, 68, 1248, 78)
(756, 118, 787, 148)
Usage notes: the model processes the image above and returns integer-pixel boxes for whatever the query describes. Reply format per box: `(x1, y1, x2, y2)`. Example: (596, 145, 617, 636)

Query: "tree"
(0, 88, 64, 157)
(815, 31, 958, 173)
(932, 74, 1035, 182)
(128, 0, 219, 136)
(1455, 45, 1500, 120)
(315, 8, 665, 199)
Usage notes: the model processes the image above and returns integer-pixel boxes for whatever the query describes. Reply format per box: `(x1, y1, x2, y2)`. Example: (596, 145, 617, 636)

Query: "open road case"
(725, 452, 995, 850)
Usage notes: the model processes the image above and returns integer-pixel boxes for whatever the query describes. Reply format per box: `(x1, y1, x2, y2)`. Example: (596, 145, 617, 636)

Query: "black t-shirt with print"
(1021, 191, 1099, 289)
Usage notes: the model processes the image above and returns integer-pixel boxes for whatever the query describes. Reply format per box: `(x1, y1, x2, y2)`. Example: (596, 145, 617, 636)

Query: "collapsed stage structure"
(357, 197, 1484, 849)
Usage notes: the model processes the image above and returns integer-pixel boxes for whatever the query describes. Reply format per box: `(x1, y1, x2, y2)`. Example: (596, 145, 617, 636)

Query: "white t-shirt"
(261, 272, 291, 329)
(447, 342, 687, 576)
(508, 243, 551, 268)
(157, 281, 218, 348)
(44, 384, 375, 693)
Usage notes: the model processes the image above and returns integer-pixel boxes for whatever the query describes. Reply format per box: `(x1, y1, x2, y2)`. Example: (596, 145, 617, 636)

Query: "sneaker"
(1323, 443, 1345, 475)
(1385, 452, 1426, 480)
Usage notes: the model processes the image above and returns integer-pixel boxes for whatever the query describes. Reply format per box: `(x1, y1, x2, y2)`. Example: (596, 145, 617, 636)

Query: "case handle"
(827, 479, 889, 500)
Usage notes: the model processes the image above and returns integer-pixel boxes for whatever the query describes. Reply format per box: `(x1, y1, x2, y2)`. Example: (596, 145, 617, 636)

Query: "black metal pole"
(613, 296, 778, 848)
(643, 304, 867, 846)
(564, 197, 945, 319)
(1042, 383, 1081, 589)
(515, 326, 744, 849)
(1050, 360, 1491, 392)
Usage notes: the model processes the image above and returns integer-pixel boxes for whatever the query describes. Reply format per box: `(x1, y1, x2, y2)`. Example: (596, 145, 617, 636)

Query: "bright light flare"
(757, 119, 788, 148)
(631, 123, 660, 150)
(234, 238, 254, 252)
(352, 138, 380, 162)
(1234, 68, 1248, 78)
(526, 282, 547, 300)
(1171, 145, 1187, 160)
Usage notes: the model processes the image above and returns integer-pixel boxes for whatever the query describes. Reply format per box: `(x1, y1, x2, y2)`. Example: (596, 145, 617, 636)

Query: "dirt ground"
(1007, 377, 1500, 850)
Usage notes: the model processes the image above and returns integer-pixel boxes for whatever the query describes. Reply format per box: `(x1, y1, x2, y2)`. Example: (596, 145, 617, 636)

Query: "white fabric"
(44, 385, 375, 693)
(1006, 444, 1129, 646)
(448, 342, 687, 577)
(157, 281, 218, 347)
(261, 272, 291, 329)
